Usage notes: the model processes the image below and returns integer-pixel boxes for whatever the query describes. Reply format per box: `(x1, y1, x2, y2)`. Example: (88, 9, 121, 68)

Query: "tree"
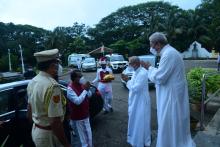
(68, 36, 86, 53)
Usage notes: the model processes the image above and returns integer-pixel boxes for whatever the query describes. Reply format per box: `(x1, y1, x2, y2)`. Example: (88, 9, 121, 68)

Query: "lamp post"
(19, 44, 25, 74)
(8, 49, 12, 71)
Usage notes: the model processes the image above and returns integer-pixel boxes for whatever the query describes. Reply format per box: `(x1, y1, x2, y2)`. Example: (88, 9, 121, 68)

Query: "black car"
(0, 80, 103, 147)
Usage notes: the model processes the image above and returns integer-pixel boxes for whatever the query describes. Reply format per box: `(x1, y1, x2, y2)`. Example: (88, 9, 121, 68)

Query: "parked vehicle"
(138, 55, 156, 67)
(0, 72, 24, 84)
(81, 57, 97, 71)
(105, 54, 128, 72)
(121, 55, 157, 88)
(68, 53, 90, 67)
(0, 80, 103, 146)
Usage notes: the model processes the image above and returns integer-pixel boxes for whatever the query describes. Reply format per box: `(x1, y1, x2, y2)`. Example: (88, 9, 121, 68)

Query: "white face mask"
(79, 76, 87, 85)
(128, 65, 134, 72)
(150, 47, 157, 55)
(129, 65, 138, 71)
(58, 64, 63, 76)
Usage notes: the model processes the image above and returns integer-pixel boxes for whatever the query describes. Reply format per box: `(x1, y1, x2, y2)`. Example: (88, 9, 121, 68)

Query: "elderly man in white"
(142, 32, 196, 147)
(121, 56, 151, 147)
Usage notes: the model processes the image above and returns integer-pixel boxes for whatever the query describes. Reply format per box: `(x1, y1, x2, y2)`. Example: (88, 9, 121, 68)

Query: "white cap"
(99, 57, 107, 64)
(34, 49, 59, 63)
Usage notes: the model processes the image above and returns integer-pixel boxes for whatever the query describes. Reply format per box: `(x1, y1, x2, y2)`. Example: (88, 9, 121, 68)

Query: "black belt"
(35, 123, 51, 130)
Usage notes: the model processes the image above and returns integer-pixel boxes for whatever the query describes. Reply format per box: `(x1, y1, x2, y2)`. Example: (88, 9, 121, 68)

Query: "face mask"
(101, 65, 106, 69)
(79, 76, 86, 85)
(53, 63, 59, 75)
(58, 64, 63, 76)
(150, 47, 157, 55)
(127, 65, 134, 72)
(130, 65, 138, 71)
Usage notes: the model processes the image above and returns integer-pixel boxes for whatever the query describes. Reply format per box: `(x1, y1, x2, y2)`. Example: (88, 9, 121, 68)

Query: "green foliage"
(68, 36, 86, 53)
(0, 54, 19, 72)
(1, 0, 220, 70)
(109, 40, 128, 55)
(187, 68, 220, 102)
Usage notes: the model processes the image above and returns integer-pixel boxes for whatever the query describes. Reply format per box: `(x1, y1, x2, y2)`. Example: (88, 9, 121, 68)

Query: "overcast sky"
(0, 0, 201, 30)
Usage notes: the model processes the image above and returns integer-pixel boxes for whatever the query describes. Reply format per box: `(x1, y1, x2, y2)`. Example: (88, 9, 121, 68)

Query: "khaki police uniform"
(27, 49, 66, 147)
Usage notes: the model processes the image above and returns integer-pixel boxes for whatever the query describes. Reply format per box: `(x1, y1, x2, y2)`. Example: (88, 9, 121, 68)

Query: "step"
(194, 109, 220, 147)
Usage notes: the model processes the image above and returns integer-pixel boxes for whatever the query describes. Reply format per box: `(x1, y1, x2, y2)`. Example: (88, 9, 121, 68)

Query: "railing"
(200, 71, 220, 130)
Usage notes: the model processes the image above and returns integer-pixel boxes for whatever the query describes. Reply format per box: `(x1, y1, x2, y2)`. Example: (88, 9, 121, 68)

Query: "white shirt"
(67, 86, 92, 105)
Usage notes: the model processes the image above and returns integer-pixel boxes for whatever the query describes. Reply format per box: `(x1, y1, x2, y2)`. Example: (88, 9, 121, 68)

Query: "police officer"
(27, 49, 71, 147)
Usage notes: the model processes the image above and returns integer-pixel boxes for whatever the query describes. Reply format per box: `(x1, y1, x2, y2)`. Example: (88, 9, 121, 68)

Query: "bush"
(187, 68, 220, 103)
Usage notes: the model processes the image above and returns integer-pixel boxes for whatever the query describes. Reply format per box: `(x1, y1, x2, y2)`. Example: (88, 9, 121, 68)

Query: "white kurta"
(92, 67, 113, 94)
(93, 67, 113, 111)
(127, 67, 151, 147)
(148, 44, 196, 147)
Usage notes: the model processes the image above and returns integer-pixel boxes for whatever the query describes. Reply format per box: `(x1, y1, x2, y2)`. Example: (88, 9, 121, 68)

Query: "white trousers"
(70, 118, 92, 147)
(98, 83, 113, 111)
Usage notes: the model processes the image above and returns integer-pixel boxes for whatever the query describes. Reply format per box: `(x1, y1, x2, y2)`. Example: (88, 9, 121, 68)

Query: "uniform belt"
(35, 123, 51, 130)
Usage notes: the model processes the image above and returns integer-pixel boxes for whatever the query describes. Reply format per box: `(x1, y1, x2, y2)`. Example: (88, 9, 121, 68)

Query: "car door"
(0, 85, 35, 147)
(0, 87, 16, 146)
(13, 85, 35, 147)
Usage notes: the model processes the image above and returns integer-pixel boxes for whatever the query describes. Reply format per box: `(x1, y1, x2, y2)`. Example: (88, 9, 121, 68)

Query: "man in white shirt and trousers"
(92, 57, 113, 113)
(121, 56, 151, 147)
(142, 32, 196, 147)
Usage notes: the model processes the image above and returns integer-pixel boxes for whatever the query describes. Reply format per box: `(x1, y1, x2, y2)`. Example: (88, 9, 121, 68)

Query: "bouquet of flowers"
(103, 74, 115, 82)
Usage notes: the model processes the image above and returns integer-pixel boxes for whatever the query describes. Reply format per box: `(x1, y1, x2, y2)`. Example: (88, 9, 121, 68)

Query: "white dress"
(148, 44, 196, 147)
(127, 67, 151, 147)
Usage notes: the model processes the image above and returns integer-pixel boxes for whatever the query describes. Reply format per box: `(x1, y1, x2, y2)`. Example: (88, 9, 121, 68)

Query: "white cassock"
(148, 44, 196, 147)
(126, 66, 151, 147)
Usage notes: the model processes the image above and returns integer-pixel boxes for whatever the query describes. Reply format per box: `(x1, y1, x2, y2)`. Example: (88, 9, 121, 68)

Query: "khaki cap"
(34, 49, 59, 63)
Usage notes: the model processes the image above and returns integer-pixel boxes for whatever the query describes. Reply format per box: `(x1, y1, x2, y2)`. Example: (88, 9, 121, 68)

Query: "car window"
(110, 55, 124, 61)
(70, 56, 79, 61)
(83, 58, 95, 63)
(15, 88, 28, 110)
(0, 88, 13, 115)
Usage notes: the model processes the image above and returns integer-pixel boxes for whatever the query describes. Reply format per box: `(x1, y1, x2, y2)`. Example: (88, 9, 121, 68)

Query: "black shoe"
(110, 108, 113, 112)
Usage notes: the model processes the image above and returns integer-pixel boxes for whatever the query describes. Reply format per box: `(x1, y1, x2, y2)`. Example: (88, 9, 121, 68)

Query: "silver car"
(81, 57, 97, 71)
(121, 55, 157, 88)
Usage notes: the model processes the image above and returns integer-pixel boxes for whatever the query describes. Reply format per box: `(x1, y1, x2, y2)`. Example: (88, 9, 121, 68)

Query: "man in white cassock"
(142, 32, 196, 147)
(121, 56, 151, 147)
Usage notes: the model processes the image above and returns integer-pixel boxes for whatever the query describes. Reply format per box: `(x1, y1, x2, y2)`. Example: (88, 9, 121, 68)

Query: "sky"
(0, 0, 202, 30)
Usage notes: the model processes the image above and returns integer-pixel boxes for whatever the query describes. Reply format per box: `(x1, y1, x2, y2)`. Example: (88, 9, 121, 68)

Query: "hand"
(83, 81, 91, 91)
(141, 61, 151, 70)
(121, 73, 129, 82)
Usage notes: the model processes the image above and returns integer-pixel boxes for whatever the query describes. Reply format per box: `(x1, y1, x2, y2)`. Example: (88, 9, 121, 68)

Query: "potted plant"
(187, 67, 220, 111)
